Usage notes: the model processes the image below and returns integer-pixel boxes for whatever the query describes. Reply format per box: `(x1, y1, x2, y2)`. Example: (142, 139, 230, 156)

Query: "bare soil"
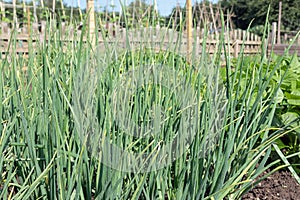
(242, 170, 300, 200)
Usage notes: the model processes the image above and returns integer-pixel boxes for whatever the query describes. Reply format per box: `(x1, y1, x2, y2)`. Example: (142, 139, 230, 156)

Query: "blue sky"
(64, 0, 218, 16)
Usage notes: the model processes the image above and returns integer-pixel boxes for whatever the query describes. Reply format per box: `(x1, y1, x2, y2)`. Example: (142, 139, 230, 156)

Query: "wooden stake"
(13, 0, 17, 26)
(0, 1, 5, 19)
(33, 0, 37, 23)
(52, 0, 56, 13)
(87, 0, 96, 47)
(27, 7, 30, 35)
(186, 0, 192, 63)
(271, 22, 277, 44)
(277, 1, 282, 44)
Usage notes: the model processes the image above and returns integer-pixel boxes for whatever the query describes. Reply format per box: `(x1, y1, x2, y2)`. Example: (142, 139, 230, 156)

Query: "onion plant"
(0, 12, 290, 200)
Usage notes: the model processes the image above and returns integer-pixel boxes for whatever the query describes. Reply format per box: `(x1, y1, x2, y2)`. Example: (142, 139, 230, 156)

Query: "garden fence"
(269, 22, 300, 56)
(0, 21, 262, 58)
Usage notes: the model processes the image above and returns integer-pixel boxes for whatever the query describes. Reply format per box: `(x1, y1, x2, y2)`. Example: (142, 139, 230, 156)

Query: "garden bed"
(243, 170, 300, 200)
(1, 19, 299, 199)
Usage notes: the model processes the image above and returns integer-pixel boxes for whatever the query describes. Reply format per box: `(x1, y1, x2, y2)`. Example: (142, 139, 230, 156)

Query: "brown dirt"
(242, 170, 300, 200)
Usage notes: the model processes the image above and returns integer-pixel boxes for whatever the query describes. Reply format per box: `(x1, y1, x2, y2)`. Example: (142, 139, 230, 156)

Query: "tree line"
(1, 0, 299, 34)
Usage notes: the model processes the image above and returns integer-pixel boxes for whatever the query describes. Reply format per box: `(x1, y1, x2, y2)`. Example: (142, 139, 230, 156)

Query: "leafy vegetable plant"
(1, 14, 297, 200)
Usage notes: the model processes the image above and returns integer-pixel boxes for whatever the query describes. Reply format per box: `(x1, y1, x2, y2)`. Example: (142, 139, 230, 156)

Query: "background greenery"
(1, 0, 299, 32)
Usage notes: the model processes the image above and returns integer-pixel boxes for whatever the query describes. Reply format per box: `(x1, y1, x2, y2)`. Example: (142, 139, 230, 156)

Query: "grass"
(0, 14, 295, 199)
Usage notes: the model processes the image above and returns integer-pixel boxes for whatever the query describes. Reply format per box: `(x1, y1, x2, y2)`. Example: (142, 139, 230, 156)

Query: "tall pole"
(12, 0, 17, 27)
(277, 1, 282, 44)
(77, 0, 82, 20)
(87, 0, 96, 46)
(154, 0, 158, 25)
(33, 0, 37, 22)
(186, 0, 192, 63)
(27, 7, 30, 35)
(52, 0, 56, 13)
(0, 1, 5, 19)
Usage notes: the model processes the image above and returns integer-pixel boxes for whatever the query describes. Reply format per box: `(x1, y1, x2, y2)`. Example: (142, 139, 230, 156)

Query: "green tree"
(220, 0, 300, 31)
